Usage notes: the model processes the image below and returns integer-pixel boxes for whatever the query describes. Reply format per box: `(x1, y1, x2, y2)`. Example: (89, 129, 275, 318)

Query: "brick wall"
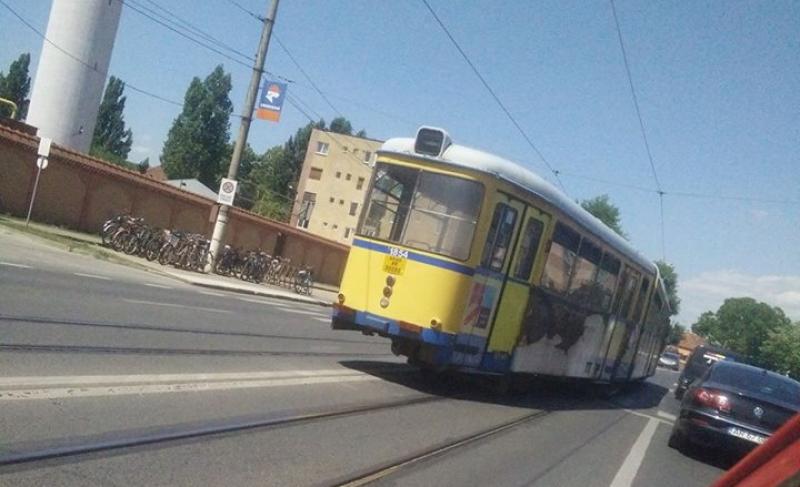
(0, 122, 349, 285)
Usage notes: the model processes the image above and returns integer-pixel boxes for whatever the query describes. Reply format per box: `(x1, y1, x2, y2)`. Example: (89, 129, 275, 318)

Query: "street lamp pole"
(206, 0, 280, 271)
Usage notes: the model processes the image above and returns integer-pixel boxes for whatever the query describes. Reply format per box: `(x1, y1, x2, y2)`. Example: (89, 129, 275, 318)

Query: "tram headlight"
(383, 286, 393, 298)
(430, 318, 442, 330)
(337, 293, 345, 304)
(380, 297, 390, 308)
(386, 275, 396, 287)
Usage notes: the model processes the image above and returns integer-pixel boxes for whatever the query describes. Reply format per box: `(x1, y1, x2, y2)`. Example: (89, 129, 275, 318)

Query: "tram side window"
(480, 203, 518, 272)
(596, 253, 621, 311)
(618, 268, 641, 319)
(541, 222, 580, 293)
(568, 238, 603, 309)
(512, 217, 544, 281)
(633, 277, 651, 323)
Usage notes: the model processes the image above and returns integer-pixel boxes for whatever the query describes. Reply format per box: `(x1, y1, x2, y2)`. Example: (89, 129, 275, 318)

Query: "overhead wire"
(0, 0, 185, 109)
(138, 0, 254, 62)
(419, 0, 567, 192)
(117, 0, 253, 70)
(609, 0, 666, 259)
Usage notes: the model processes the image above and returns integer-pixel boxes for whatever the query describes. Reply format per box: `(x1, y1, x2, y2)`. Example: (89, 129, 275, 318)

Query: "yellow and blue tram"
(333, 127, 670, 382)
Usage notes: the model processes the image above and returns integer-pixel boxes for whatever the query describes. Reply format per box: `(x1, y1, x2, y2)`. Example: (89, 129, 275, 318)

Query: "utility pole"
(207, 0, 280, 271)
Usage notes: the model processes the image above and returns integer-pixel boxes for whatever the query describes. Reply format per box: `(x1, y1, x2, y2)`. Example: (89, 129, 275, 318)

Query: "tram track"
(0, 314, 382, 347)
(0, 393, 451, 468)
(0, 343, 393, 358)
(330, 409, 553, 487)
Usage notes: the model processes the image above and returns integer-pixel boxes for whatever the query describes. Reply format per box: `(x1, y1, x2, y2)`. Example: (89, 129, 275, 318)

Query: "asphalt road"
(0, 229, 731, 486)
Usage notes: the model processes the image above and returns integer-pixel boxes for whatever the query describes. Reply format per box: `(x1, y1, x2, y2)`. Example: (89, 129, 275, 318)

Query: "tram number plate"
(383, 249, 407, 275)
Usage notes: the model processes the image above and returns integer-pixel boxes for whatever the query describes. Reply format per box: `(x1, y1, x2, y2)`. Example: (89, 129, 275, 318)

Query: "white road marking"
(72, 272, 111, 280)
(624, 409, 674, 426)
(657, 410, 677, 421)
(0, 261, 32, 269)
(284, 308, 329, 317)
(0, 375, 378, 401)
(144, 283, 173, 289)
(313, 317, 331, 323)
(123, 298, 231, 314)
(237, 296, 290, 307)
(609, 417, 659, 487)
(0, 369, 366, 387)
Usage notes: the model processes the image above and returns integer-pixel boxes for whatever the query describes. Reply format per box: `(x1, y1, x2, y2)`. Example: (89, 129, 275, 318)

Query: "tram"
(333, 127, 670, 382)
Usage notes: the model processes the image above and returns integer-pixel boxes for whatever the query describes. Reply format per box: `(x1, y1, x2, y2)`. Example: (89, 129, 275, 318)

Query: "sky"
(1, 0, 798, 325)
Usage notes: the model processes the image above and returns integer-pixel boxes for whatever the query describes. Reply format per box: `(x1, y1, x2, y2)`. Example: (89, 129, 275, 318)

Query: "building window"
(356, 176, 365, 190)
(309, 167, 323, 180)
(346, 173, 352, 181)
(344, 228, 351, 239)
(349, 202, 358, 216)
(323, 222, 328, 226)
(339, 199, 344, 205)
(336, 171, 341, 178)
(363, 151, 372, 163)
(316, 142, 329, 155)
(329, 197, 335, 203)
(297, 192, 316, 229)
(342, 146, 348, 153)
(332, 224, 338, 229)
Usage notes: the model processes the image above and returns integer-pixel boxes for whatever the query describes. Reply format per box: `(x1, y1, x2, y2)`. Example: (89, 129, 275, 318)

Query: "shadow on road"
(339, 360, 669, 413)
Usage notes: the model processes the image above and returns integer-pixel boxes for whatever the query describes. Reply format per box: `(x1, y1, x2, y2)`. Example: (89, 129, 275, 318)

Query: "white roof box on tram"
(414, 126, 452, 157)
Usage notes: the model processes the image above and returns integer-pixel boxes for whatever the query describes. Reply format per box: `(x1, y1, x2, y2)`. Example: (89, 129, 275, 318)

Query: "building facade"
(290, 129, 382, 244)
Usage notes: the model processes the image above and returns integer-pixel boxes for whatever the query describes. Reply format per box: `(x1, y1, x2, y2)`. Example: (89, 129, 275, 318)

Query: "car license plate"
(728, 427, 765, 444)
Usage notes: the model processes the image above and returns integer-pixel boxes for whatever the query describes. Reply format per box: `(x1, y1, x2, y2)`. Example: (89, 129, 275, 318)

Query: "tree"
(580, 194, 626, 238)
(655, 260, 680, 315)
(161, 65, 233, 189)
(329, 116, 352, 135)
(667, 323, 685, 346)
(137, 157, 150, 174)
(355, 129, 367, 138)
(692, 297, 791, 361)
(0, 53, 31, 120)
(760, 324, 800, 380)
(91, 76, 133, 164)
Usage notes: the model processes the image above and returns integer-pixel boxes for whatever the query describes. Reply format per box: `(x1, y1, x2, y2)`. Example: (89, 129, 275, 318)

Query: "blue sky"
(2, 0, 798, 325)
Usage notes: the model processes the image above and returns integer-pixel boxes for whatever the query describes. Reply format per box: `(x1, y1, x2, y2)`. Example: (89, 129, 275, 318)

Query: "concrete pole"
(206, 0, 280, 272)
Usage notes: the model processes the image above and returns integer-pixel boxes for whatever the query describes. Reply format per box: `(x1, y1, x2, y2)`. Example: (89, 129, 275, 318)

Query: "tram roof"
(380, 137, 657, 274)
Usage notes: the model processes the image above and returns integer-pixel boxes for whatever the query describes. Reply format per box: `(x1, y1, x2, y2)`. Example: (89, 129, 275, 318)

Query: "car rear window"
(711, 365, 800, 405)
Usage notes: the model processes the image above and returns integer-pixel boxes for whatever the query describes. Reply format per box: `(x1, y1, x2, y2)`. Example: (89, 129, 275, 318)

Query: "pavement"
(0, 215, 338, 307)
(0, 225, 732, 486)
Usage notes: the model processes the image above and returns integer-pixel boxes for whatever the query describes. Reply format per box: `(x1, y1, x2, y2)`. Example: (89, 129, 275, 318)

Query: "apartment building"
(290, 128, 383, 244)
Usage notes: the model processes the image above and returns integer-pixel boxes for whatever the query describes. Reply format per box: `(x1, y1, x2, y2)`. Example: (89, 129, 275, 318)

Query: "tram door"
(485, 207, 550, 363)
(453, 194, 524, 368)
(601, 265, 640, 380)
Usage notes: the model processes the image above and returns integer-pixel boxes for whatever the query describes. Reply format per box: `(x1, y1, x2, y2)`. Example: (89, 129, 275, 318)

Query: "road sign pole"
(206, 0, 280, 272)
(25, 159, 45, 227)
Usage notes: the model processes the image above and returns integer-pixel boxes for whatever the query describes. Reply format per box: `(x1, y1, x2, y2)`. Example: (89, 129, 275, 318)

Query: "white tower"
(27, 0, 123, 153)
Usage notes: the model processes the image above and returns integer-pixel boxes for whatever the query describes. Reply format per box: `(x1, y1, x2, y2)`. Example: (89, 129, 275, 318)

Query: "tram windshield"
(359, 162, 483, 260)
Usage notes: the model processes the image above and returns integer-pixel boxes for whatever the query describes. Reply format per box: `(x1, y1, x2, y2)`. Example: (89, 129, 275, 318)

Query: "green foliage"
(161, 65, 232, 189)
(329, 116, 352, 135)
(91, 76, 133, 161)
(580, 194, 626, 239)
(0, 53, 31, 120)
(667, 323, 685, 346)
(655, 260, 680, 315)
(137, 157, 150, 174)
(692, 297, 791, 361)
(355, 129, 367, 138)
(760, 324, 800, 380)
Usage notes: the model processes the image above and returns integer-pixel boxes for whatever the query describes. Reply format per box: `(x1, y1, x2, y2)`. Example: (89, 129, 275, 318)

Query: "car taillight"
(692, 387, 732, 414)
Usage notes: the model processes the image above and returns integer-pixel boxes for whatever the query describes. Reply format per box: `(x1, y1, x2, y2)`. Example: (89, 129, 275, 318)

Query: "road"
(0, 229, 730, 486)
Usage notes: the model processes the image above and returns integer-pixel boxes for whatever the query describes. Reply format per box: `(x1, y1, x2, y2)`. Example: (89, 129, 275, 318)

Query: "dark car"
(669, 361, 800, 456)
(674, 345, 742, 399)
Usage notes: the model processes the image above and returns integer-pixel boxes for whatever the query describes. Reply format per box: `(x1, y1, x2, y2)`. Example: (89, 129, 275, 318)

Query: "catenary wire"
(420, 0, 567, 192)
